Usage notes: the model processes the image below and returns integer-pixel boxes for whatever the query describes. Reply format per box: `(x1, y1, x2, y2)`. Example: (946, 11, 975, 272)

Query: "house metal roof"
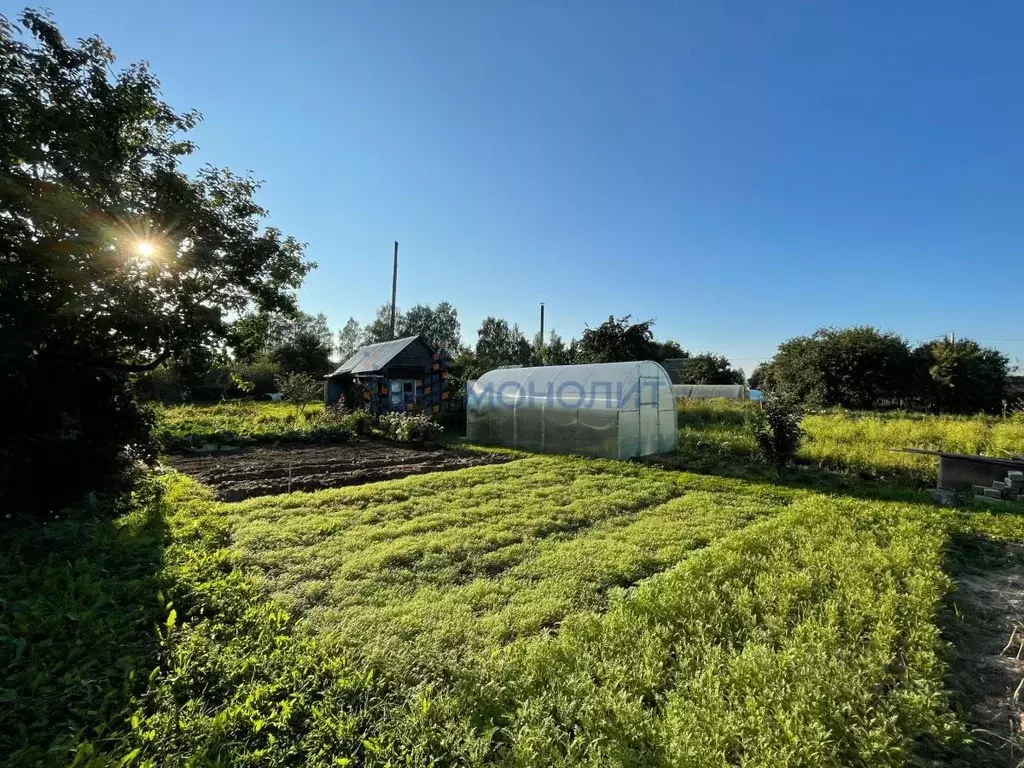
(328, 335, 423, 377)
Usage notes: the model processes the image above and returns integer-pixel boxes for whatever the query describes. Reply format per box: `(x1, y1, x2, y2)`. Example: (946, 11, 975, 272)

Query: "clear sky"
(19, 0, 1024, 371)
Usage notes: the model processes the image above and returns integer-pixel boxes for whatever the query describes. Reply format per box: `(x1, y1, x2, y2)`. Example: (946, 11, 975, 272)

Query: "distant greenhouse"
(467, 361, 677, 459)
(672, 384, 749, 401)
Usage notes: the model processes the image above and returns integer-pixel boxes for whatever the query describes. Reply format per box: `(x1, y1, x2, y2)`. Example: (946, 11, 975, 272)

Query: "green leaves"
(1, 9, 313, 516)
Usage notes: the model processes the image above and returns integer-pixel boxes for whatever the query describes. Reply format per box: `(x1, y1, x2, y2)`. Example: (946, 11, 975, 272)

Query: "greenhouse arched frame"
(466, 361, 677, 459)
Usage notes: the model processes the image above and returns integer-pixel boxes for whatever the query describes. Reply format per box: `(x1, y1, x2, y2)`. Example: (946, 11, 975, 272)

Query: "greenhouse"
(467, 361, 677, 459)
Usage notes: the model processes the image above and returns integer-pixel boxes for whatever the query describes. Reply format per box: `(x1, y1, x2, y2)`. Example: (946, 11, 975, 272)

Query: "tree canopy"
(758, 327, 1010, 414)
(761, 327, 915, 408)
(914, 338, 1009, 414)
(400, 301, 461, 354)
(676, 353, 745, 385)
(475, 316, 532, 373)
(1, 11, 312, 513)
(578, 316, 656, 364)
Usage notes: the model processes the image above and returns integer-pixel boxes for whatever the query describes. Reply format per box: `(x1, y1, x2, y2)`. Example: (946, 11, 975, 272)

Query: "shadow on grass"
(913, 534, 1024, 767)
(0, 484, 169, 766)
(640, 444, 935, 505)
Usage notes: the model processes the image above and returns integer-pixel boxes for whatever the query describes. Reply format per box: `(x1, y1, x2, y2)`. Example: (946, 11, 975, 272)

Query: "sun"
(135, 240, 156, 258)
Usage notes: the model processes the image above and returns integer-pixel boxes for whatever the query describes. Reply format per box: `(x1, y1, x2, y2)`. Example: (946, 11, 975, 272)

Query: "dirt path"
(167, 442, 511, 501)
(938, 537, 1024, 766)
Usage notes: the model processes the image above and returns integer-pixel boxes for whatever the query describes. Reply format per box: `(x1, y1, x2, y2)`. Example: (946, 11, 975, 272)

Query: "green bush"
(749, 393, 805, 470)
(343, 408, 375, 438)
(275, 371, 322, 405)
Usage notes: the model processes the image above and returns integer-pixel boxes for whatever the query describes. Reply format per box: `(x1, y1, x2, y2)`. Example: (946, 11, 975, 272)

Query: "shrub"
(275, 372, 322, 406)
(343, 408, 375, 438)
(748, 392, 805, 471)
(379, 412, 443, 443)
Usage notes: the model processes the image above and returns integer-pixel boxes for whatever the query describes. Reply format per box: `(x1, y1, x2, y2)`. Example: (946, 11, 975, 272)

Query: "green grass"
(7, 402, 1024, 765)
(677, 399, 1024, 484)
(0, 490, 166, 766)
(153, 401, 351, 450)
(30, 457, 1021, 766)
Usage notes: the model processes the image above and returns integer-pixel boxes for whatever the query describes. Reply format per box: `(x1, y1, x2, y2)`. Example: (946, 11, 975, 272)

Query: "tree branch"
(98, 347, 171, 373)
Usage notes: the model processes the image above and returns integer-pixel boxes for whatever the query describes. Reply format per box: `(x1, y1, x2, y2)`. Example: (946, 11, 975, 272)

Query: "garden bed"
(166, 441, 511, 500)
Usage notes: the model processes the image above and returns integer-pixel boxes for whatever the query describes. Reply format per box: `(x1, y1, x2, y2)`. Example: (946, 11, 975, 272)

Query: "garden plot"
(167, 441, 510, 500)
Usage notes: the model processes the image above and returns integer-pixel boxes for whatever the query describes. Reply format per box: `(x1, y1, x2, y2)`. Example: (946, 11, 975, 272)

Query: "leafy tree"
(748, 362, 773, 391)
(336, 317, 362, 362)
(400, 301, 461, 353)
(269, 332, 333, 377)
(578, 316, 656, 363)
(0, 11, 311, 515)
(228, 311, 332, 376)
(545, 330, 575, 366)
(677, 353, 745, 385)
(275, 372, 322, 410)
(475, 317, 532, 372)
(227, 313, 272, 364)
(913, 338, 1009, 414)
(766, 327, 915, 408)
(363, 304, 399, 345)
(357, 301, 461, 352)
(649, 339, 687, 363)
(759, 335, 825, 405)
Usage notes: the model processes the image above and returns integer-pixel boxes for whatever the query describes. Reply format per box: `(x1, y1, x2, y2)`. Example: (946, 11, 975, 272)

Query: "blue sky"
(21, 1, 1024, 371)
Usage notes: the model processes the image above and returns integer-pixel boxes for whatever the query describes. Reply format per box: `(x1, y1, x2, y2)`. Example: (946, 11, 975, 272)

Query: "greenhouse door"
(638, 374, 660, 456)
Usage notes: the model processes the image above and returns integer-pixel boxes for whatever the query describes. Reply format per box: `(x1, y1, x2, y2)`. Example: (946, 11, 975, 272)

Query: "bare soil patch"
(167, 441, 511, 501)
(936, 536, 1024, 766)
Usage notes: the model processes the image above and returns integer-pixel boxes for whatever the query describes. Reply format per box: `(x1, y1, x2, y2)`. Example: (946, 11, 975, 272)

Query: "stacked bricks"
(974, 470, 1024, 504)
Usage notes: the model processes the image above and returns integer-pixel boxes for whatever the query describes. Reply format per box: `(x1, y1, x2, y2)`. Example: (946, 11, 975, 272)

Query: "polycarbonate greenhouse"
(467, 361, 677, 459)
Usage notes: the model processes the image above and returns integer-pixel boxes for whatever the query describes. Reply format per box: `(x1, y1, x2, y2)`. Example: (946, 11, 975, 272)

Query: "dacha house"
(324, 335, 456, 415)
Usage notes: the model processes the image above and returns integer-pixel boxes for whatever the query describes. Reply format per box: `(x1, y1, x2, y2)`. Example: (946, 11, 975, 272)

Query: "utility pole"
(390, 241, 399, 339)
(539, 303, 545, 351)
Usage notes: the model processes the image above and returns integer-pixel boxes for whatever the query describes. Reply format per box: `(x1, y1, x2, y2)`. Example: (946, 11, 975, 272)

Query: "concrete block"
(1008, 470, 1024, 483)
(984, 488, 1004, 499)
(973, 485, 988, 495)
(993, 480, 1007, 491)
(977, 494, 1011, 506)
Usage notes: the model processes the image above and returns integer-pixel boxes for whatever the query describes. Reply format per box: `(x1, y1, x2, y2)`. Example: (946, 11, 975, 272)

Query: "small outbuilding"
(467, 361, 677, 459)
(324, 335, 455, 415)
(672, 384, 749, 401)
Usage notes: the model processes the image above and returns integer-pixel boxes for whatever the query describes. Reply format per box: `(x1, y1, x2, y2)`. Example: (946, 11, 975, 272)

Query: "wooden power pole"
(390, 241, 399, 339)
(539, 303, 545, 351)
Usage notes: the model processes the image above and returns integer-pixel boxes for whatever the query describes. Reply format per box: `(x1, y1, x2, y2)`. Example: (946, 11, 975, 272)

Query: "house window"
(389, 379, 416, 406)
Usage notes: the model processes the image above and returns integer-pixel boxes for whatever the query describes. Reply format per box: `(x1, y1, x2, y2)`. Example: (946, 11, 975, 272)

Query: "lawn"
(677, 399, 1024, 485)
(5, 402, 1024, 766)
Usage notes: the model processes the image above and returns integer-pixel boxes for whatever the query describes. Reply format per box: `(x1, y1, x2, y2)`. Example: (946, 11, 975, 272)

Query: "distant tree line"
(750, 327, 1014, 415)
(330, 310, 743, 386)
(143, 304, 1017, 419)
